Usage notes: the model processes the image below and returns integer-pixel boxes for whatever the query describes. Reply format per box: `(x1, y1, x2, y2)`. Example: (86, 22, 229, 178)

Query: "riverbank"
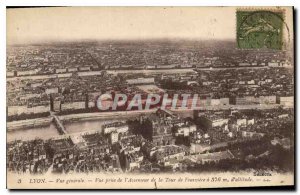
(59, 109, 157, 122)
(7, 117, 52, 131)
(7, 109, 157, 132)
(7, 104, 289, 131)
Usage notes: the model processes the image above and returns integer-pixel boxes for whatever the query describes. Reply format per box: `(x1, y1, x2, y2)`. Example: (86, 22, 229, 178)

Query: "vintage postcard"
(6, 7, 294, 189)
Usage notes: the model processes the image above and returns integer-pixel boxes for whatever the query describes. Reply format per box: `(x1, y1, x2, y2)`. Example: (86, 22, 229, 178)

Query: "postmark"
(237, 10, 285, 50)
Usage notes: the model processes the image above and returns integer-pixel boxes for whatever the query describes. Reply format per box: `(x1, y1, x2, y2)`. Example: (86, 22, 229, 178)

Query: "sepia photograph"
(6, 6, 294, 189)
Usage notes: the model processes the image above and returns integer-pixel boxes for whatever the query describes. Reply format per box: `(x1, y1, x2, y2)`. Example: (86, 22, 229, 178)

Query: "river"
(7, 123, 59, 142)
(7, 109, 195, 142)
(63, 119, 118, 134)
(7, 119, 123, 142)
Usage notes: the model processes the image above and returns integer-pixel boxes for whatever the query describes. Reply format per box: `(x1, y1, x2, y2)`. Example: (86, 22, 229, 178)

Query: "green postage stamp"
(237, 10, 284, 50)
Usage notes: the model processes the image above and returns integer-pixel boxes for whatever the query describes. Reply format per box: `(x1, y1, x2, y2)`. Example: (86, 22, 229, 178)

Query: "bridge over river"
(50, 112, 67, 135)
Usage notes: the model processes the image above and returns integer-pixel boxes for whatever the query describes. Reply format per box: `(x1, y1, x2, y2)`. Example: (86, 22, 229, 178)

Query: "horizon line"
(7, 37, 236, 46)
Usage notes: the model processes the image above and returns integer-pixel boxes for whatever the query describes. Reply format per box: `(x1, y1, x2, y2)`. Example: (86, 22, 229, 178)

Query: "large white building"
(61, 101, 86, 111)
(7, 105, 50, 116)
(198, 114, 229, 130)
(102, 122, 129, 134)
(126, 77, 155, 85)
(175, 125, 197, 137)
(45, 87, 59, 95)
(279, 96, 294, 107)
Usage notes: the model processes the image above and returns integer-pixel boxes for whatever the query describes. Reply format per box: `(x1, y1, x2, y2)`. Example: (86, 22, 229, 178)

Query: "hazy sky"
(7, 7, 292, 45)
